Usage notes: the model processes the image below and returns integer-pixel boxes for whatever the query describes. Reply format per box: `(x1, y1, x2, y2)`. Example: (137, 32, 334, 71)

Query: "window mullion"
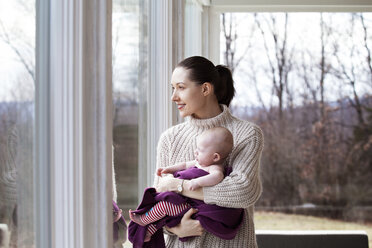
(36, 0, 113, 247)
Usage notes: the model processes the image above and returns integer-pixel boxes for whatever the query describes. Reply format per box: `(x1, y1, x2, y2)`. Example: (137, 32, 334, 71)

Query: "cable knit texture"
(153, 105, 264, 248)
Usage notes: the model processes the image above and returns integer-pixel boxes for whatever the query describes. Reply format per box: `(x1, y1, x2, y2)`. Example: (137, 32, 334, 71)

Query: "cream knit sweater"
(154, 105, 264, 248)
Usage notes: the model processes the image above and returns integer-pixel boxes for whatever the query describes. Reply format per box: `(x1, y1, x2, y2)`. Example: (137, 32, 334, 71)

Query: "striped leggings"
(140, 201, 190, 235)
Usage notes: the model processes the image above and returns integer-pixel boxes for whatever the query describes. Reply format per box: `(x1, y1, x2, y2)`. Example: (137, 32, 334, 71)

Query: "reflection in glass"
(0, 1, 35, 247)
(112, 0, 148, 228)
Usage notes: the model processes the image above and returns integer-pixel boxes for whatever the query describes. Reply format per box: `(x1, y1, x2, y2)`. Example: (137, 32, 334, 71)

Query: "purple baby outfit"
(128, 167, 244, 248)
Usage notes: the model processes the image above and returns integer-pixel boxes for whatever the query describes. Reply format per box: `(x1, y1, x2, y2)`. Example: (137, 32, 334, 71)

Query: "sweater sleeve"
(153, 131, 171, 188)
(203, 125, 264, 209)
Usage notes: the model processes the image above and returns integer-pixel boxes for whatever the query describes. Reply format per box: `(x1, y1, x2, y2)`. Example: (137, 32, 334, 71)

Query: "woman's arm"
(203, 126, 264, 208)
(156, 176, 204, 200)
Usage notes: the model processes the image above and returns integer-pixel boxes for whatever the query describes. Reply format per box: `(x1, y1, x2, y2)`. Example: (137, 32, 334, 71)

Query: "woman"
(155, 56, 264, 247)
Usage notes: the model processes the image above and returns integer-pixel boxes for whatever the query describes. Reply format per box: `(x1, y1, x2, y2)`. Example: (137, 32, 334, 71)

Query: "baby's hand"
(156, 167, 173, 177)
(187, 179, 200, 191)
(156, 168, 164, 176)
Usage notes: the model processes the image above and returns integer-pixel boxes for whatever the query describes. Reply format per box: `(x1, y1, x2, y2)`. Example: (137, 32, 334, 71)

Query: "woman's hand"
(156, 177, 205, 199)
(165, 208, 204, 238)
(187, 179, 201, 191)
(155, 175, 178, 192)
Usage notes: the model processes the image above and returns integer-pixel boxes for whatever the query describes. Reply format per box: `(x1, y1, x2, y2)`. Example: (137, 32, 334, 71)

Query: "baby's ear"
(213, 153, 221, 162)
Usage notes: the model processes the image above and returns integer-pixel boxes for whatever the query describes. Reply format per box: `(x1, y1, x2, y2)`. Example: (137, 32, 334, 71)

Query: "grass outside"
(122, 211, 371, 247)
(255, 211, 371, 247)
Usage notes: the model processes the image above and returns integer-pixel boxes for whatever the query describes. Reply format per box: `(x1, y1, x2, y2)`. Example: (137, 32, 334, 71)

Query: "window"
(112, 0, 147, 218)
(220, 11, 372, 246)
(0, 1, 35, 247)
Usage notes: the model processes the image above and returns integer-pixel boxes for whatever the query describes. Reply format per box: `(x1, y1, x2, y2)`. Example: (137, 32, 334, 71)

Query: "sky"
(0, 1, 35, 102)
(222, 13, 372, 108)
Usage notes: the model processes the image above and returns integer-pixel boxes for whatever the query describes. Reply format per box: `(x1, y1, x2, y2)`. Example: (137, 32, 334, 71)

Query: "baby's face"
(194, 135, 216, 167)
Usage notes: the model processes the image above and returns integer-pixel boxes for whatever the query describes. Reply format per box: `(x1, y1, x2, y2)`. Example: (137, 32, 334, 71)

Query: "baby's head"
(195, 127, 233, 167)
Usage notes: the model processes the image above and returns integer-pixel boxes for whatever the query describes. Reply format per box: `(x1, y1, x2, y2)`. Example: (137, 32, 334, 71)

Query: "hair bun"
(215, 65, 235, 107)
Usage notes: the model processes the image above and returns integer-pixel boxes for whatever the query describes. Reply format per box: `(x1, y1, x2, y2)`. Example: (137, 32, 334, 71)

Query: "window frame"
(138, 0, 184, 194)
(35, 0, 113, 247)
(205, 0, 372, 64)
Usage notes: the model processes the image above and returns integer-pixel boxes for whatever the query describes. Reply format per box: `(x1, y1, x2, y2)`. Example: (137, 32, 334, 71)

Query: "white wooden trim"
(185, 0, 203, 57)
(36, 0, 112, 247)
(138, 0, 175, 196)
(207, 7, 220, 64)
(203, 1, 372, 66)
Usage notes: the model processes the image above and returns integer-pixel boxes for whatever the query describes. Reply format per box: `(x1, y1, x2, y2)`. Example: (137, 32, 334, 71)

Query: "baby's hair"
(200, 127, 233, 159)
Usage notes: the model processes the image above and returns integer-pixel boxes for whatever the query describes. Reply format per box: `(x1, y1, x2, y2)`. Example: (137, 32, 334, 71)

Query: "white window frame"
(35, 0, 113, 247)
(138, 0, 184, 194)
(205, 0, 372, 64)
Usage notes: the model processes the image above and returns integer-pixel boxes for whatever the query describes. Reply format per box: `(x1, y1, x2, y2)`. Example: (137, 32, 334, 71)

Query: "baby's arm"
(156, 160, 195, 176)
(188, 165, 224, 190)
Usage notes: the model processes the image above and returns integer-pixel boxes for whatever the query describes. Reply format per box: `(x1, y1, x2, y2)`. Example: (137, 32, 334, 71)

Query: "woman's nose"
(171, 89, 178, 101)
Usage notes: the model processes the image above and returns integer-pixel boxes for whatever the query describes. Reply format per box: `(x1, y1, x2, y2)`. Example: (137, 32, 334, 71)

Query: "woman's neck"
(192, 103, 222, 119)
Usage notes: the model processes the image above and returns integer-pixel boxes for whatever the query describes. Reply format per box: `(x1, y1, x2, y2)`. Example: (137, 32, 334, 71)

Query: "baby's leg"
(131, 201, 190, 242)
(144, 224, 157, 242)
(140, 201, 190, 225)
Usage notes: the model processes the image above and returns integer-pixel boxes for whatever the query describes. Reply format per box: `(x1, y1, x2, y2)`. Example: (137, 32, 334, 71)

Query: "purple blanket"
(128, 167, 244, 248)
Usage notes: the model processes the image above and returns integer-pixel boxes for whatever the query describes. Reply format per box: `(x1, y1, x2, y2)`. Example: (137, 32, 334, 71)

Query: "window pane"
(221, 12, 372, 245)
(112, 1, 148, 247)
(0, 1, 35, 247)
(184, 0, 202, 57)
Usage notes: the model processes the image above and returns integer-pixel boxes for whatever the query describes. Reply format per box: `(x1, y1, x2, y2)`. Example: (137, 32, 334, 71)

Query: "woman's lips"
(177, 104, 185, 110)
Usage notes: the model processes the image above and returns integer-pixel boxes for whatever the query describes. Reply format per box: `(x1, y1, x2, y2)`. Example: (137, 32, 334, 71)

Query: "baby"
(129, 127, 233, 242)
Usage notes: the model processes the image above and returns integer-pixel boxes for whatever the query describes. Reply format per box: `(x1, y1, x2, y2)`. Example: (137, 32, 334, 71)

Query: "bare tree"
(255, 13, 293, 121)
(0, 20, 35, 85)
(221, 13, 253, 73)
(360, 13, 372, 87)
(332, 14, 365, 126)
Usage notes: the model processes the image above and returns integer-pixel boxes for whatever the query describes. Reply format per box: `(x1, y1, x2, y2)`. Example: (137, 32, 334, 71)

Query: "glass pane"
(112, 0, 148, 247)
(221, 12, 372, 246)
(184, 0, 202, 57)
(0, 1, 35, 247)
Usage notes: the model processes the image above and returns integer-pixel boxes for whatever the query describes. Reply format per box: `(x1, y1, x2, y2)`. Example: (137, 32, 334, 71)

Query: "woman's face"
(171, 67, 206, 118)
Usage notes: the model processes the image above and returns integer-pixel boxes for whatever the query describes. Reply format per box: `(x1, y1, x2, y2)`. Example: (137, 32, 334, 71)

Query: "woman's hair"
(177, 56, 235, 107)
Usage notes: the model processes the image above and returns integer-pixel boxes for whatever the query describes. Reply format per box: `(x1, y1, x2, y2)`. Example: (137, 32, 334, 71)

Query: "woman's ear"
(213, 152, 221, 162)
(202, 82, 213, 96)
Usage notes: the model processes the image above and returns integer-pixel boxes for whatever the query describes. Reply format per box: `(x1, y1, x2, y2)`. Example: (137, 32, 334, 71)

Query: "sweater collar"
(187, 105, 233, 129)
